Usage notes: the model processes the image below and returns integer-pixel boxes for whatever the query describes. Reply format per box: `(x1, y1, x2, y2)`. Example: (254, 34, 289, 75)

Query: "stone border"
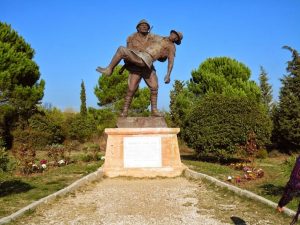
(184, 168, 296, 217)
(0, 168, 104, 225)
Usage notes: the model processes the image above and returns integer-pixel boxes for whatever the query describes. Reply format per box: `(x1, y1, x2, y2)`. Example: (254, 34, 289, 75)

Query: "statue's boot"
(96, 48, 123, 76)
(121, 95, 133, 117)
(150, 91, 161, 117)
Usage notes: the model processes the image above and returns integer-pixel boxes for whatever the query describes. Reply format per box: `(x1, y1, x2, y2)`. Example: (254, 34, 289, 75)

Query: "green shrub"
(12, 113, 65, 148)
(79, 153, 94, 162)
(256, 149, 268, 159)
(88, 108, 117, 134)
(268, 149, 282, 158)
(12, 143, 36, 175)
(0, 147, 9, 172)
(28, 113, 65, 146)
(82, 143, 100, 161)
(0, 137, 5, 148)
(282, 155, 297, 177)
(67, 115, 96, 142)
(13, 126, 49, 148)
(183, 94, 272, 161)
(46, 144, 67, 165)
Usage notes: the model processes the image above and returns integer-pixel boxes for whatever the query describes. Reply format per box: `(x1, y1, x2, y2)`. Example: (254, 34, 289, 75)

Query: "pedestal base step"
(103, 165, 186, 178)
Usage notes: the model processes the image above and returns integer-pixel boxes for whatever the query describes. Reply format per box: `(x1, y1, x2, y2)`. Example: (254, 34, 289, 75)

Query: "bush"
(268, 149, 282, 158)
(79, 153, 94, 162)
(64, 140, 80, 152)
(13, 126, 49, 148)
(183, 94, 272, 161)
(0, 147, 9, 172)
(67, 115, 97, 142)
(12, 113, 65, 149)
(46, 144, 68, 166)
(256, 149, 268, 159)
(29, 113, 65, 146)
(82, 143, 100, 161)
(282, 155, 297, 177)
(0, 137, 5, 148)
(0, 105, 15, 149)
(12, 143, 36, 175)
(88, 108, 117, 134)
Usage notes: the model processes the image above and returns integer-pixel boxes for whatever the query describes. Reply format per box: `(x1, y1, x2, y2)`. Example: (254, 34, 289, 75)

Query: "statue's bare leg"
(96, 47, 145, 76)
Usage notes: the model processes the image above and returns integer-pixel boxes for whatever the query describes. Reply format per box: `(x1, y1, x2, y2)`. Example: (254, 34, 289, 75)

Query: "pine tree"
(0, 22, 45, 120)
(259, 66, 273, 113)
(0, 22, 45, 147)
(188, 57, 261, 101)
(80, 80, 87, 116)
(273, 46, 300, 151)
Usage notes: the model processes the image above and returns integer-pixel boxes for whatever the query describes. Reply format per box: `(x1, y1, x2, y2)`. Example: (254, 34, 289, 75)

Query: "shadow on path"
(260, 183, 285, 196)
(0, 180, 33, 197)
(231, 216, 247, 225)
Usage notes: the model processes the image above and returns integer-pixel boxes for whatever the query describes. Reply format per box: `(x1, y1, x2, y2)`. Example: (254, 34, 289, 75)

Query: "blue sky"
(1, 0, 299, 111)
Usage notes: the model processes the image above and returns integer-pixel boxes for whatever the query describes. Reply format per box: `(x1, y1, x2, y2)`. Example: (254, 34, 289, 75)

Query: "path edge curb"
(0, 168, 104, 225)
(184, 168, 296, 218)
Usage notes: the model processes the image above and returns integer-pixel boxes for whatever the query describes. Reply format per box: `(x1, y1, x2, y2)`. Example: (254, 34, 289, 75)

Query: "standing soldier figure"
(123, 19, 160, 117)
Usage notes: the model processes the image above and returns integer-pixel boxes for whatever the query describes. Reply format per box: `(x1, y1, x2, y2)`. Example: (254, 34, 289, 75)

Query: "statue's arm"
(164, 46, 175, 84)
(127, 35, 133, 48)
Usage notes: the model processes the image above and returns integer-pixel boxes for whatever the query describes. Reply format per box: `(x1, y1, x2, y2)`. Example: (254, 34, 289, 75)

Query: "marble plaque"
(124, 136, 162, 168)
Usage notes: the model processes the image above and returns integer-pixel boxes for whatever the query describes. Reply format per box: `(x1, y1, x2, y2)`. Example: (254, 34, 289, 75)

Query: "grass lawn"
(0, 160, 103, 218)
(198, 178, 293, 224)
(182, 154, 299, 211)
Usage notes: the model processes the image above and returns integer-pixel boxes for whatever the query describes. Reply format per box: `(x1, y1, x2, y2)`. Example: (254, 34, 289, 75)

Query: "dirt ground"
(12, 177, 292, 225)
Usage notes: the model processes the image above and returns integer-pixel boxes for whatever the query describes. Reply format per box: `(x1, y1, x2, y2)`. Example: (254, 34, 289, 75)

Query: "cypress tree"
(80, 80, 87, 116)
(259, 66, 273, 113)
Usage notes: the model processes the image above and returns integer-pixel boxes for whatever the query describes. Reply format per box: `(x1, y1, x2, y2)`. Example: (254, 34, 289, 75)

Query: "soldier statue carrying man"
(96, 19, 183, 117)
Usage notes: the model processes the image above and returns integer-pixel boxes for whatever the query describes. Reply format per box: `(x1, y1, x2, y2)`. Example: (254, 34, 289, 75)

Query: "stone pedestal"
(103, 127, 186, 178)
(117, 117, 168, 128)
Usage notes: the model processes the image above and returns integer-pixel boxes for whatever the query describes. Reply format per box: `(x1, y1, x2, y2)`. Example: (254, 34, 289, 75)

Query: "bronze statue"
(96, 19, 183, 117)
(123, 19, 159, 117)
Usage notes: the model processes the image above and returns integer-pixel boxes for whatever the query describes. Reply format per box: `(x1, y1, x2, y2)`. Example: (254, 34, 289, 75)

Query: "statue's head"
(170, 30, 183, 45)
(136, 19, 150, 33)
